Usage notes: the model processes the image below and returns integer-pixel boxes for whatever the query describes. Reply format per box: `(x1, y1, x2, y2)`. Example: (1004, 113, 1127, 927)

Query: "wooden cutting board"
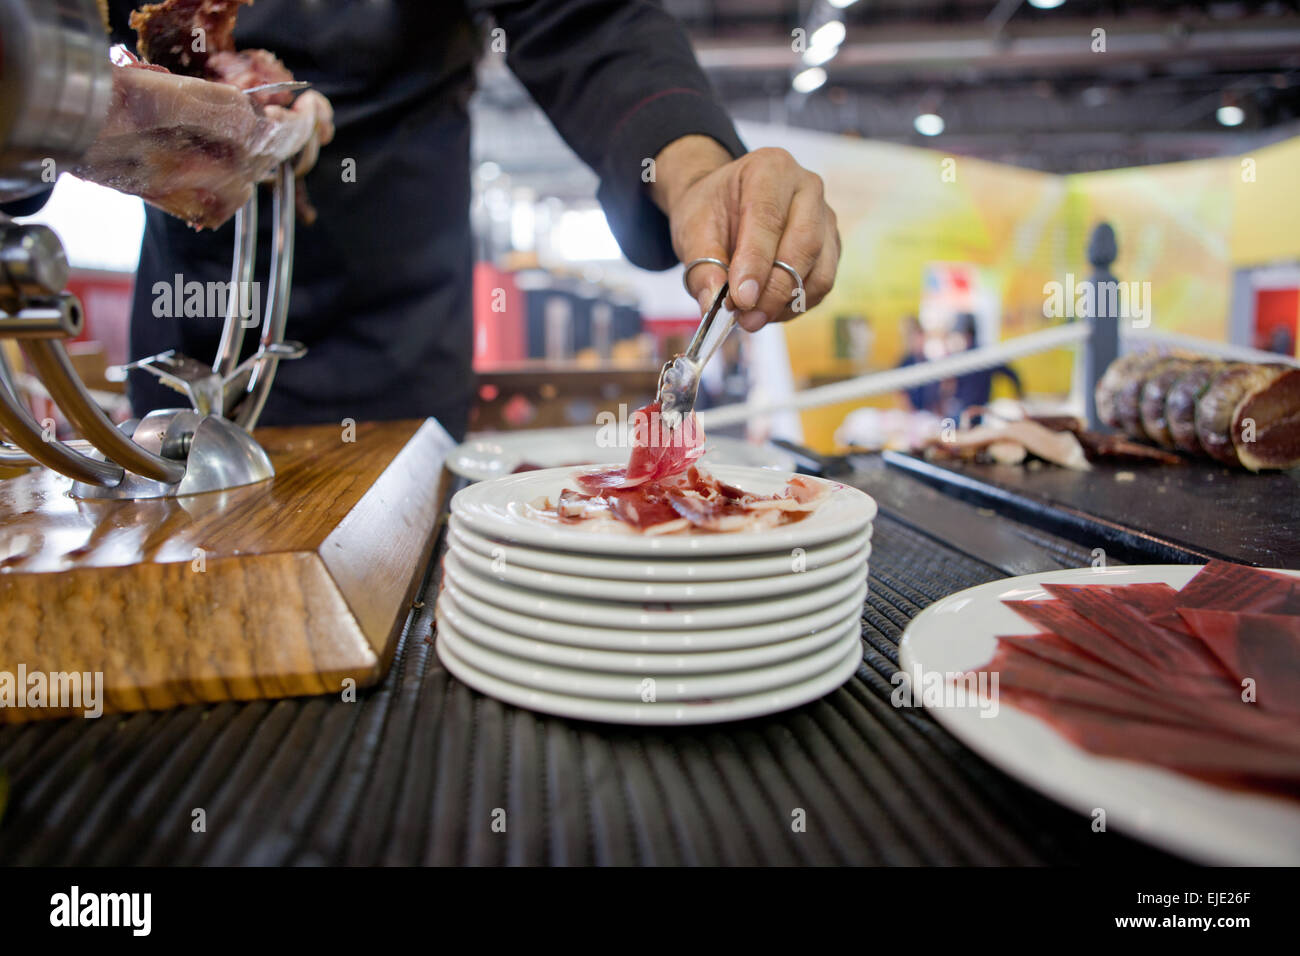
(0, 417, 454, 721)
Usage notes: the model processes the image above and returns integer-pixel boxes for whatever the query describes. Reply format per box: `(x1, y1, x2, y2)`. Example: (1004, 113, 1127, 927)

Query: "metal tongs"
(656, 258, 805, 432)
(657, 281, 734, 432)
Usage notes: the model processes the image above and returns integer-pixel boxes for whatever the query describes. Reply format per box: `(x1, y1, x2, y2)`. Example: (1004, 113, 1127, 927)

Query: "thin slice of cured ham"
(1176, 608, 1300, 717)
(1164, 560, 1300, 615)
(1005, 690, 1300, 797)
(535, 463, 828, 535)
(1005, 599, 1161, 686)
(575, 401, 705, 493)
(534, 398, 829, 535)
(1042, 583, 1235, 682)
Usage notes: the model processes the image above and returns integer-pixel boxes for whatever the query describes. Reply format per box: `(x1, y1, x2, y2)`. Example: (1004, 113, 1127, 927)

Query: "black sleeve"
(470, 0, 746, 270)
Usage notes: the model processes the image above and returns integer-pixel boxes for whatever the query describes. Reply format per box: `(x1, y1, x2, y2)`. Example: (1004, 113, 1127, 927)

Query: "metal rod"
(0, 342, 17, 398)
(213, 193, 257, 379)
(21, 338, 185, 484)
(696, 323, 1091, 430)
(0, 294, 84, 336)
(235, 163, 294, 432)
(0, 360, 122, 485)
(1, 436, 98, 466)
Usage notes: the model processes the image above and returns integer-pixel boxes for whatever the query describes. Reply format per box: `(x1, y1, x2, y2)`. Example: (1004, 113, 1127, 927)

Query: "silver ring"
(682, 257, 806, 306)
(773, 259, 805, 304)
(681, 257, 728, 294)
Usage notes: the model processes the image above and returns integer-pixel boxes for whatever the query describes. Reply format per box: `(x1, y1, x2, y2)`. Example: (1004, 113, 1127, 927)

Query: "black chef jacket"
(106, 0, 744, 438)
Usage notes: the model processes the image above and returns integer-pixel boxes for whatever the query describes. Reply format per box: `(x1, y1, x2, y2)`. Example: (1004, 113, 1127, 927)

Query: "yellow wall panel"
(1230, 137, 1300, 267)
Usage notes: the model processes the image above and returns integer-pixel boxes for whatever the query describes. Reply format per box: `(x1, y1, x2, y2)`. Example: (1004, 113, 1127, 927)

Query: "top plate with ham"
(450, 463, 876, 558)
(525, 401, 829, 536)
(451, 399, 876, 554)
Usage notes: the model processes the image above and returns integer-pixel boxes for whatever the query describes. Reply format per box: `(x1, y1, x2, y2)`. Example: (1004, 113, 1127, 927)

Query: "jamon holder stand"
(0, 0, 452, 720)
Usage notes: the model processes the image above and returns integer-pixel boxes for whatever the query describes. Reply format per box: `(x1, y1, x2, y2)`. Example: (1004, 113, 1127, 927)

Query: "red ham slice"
(536, 404, 829, 535)
(1004, 690, 1300, 797)
(1004, 600, 1159, 687)
(574, 401, 704, 493)
(1167, 560, 1300, 615)
(1043, 583, 1233, 682)
(1176, 608, 1300, 717)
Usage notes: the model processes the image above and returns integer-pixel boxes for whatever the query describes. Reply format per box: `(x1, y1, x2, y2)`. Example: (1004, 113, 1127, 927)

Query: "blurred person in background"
(940, 312, 1022, 418)
(895, 315, 939, 413)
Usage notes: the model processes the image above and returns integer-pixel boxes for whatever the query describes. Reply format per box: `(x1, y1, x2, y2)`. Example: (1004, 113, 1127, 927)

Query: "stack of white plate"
(436, 464, 878, 724)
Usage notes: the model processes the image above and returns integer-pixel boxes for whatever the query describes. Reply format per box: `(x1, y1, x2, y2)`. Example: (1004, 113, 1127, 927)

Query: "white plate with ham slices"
(449, 465, 876, 557)
(449, 428, 796, 481)
(899, 564, 1300, 866)
(436, 408, 871, 724)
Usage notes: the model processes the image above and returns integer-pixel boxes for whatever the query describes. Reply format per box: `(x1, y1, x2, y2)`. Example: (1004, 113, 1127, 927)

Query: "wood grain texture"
(0, 418, 454, 721)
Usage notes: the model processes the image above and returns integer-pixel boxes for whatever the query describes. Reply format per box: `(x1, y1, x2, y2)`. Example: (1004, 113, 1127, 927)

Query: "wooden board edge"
(316, 417, 456, 672)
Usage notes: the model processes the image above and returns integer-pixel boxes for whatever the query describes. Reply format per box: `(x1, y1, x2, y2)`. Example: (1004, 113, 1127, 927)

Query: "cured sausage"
(1096, 353, 1300, 470)
(1165, 361, 1224, 455)
(1139, 358, 1202, 449)
(1194, 364, 1286, 466)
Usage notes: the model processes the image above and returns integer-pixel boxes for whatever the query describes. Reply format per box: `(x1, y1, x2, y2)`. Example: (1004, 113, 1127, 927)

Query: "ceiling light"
(827, 0, 860, 8)
(1027, 0, 1066, 8)
(792, 67, 828, 94)
(809, 20, 846, 50)
(802, 43, 838, 67)
(1216, 105, 1245, 127)
(913, 113, 945, 136)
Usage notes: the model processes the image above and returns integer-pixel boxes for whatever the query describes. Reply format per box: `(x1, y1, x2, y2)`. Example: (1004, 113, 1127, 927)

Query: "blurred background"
(16, 0, 1300, 452)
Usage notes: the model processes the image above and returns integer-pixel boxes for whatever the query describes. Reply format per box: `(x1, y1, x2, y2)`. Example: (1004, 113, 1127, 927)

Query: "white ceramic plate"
(448, 515, 872, 582)
(439, 587, 857, 674)
(447, 531, 871, 603)
(438, 614, 859, 702)
(450, 464, 877, 557)
(898, 564, 1300, 866)
(437, 624, 864, 725)
(448, 427, 797, 481)
(442, 548, 868, 630)
(440, 573, 868, 652)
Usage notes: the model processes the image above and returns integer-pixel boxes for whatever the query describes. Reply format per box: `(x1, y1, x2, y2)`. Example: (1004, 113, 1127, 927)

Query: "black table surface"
(885, 451, 1300, 569)
(0, 458, 1201, 866)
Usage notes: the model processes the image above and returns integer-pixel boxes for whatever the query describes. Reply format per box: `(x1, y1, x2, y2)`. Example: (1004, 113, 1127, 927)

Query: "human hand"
(265, 90, 335, 177)
(651, 137, 840, 331)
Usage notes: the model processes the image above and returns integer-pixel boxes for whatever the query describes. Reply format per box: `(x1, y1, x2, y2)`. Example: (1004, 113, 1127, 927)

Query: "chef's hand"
(260, 90, 335, 177)
(287, 90, 335, 177)
(650, 136, 840, 332)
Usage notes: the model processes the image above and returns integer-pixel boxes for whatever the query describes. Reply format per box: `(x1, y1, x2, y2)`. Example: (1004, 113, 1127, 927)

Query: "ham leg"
(73, 64, 314, 229)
